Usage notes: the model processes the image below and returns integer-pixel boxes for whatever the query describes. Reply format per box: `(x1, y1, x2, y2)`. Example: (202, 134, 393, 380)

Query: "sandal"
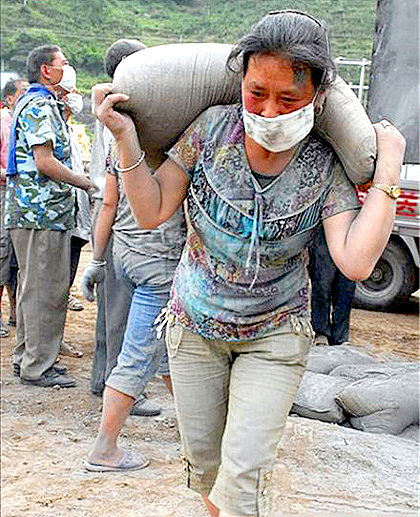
(60, 341, 83, 358)
(0, 323, 10, 338)
(84, 450, 149, 472)
(67, 294, 84, 311)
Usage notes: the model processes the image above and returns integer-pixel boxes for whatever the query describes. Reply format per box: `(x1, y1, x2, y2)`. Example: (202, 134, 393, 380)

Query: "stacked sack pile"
(291, 344, 419, 440)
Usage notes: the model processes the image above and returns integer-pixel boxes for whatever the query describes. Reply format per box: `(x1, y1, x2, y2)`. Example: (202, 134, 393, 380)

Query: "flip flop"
(59, 341, 83, 358)
(0, 323, 10, 338)
(67, 294, 84, 311)
(83, 450, 149, 472)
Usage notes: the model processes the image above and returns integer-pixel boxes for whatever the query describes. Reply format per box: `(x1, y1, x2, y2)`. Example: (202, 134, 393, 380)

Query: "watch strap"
(371, 183, 401, 199)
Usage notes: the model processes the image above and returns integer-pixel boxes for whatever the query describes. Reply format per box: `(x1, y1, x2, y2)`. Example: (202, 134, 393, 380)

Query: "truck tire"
(354, 240, 417, 310)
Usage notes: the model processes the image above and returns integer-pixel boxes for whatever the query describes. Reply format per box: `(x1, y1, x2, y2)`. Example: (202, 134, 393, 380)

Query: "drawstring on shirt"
(245, 192, 264, 290)
(155, 307, 170, 339)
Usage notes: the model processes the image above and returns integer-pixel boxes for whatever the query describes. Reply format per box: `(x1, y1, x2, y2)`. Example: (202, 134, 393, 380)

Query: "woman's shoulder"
(200, 103, 241, 123)
(291, 132, 339, 193)
(195, 104, 242, 144)
(306, 130, 335, 154)
(300, 131, 338, 168)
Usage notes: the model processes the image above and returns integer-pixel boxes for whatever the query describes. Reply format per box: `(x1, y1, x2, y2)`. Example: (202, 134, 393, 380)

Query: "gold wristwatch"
(371, 183, 402, 199)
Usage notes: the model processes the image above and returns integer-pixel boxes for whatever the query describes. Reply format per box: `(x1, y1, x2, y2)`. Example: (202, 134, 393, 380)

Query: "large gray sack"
(335, 371, 419, 435)
(292, 371, 350, 423)
(305, 344, 377, 375)
(398, 425, 419, 442)
(112, 43, 376, 181)
(329, 361, 419, 381)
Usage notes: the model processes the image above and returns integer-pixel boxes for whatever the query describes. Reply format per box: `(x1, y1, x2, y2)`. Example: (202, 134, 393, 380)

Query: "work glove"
(80, 259, 106, 301)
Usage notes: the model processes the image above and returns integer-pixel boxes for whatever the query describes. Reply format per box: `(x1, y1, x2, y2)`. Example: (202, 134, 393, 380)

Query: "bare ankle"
(163, 374, 173, 395)
(90, 434, 119, 459)
(202, 494, 219, 517)
(89, 446, 122, 465)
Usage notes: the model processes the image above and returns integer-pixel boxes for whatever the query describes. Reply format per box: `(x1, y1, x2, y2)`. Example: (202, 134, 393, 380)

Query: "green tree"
(3, 28, 57, 75)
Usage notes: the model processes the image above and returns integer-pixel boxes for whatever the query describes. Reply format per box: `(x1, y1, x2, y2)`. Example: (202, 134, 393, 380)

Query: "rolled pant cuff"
(210, 486, 258, 517)
(181, 455, 217, 496)
(105, 376, 142, 400)
(210, 468, 273, 517)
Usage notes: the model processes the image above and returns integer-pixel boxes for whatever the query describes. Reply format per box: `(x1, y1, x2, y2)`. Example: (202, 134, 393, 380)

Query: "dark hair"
(2, 78, 24, 100)
(227, 10, 336, 90)
(26, 44, 61, 84)
(104, 39, 146, 78)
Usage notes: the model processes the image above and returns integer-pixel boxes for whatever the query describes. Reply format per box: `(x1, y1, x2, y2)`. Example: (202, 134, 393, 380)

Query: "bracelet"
(91, 259, 107, 267)
(114, 150, 146, 173)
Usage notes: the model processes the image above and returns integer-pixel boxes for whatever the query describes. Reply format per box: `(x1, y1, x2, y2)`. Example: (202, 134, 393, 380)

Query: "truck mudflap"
(400, 235, 420, 269)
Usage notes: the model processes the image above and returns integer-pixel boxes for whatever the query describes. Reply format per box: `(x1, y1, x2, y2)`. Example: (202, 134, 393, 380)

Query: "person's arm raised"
(92, 83, 189, 229)
(324, 120, 406, 280)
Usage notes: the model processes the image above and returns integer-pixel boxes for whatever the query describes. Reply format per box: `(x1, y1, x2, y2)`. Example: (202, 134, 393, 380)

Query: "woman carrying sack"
(92, 11, 405, 517)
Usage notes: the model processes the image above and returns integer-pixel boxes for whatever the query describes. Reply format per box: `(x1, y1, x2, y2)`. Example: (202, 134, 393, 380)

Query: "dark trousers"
(69, 236, 88, 288)
(309, 226, 355, 346)
(12, 229, 70, 379)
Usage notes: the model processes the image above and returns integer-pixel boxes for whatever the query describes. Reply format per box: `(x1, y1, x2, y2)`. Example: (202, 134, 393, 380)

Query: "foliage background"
(1, 0, 377, 93)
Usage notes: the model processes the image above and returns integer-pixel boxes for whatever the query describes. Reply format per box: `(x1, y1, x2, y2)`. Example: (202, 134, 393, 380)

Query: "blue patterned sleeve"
(22, 99, 57, 150)
(321, 160, 362, 220)
(167, 109, 209, 180)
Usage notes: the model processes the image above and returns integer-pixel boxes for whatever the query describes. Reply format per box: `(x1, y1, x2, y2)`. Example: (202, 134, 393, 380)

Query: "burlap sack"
(112, 43, 376, 181)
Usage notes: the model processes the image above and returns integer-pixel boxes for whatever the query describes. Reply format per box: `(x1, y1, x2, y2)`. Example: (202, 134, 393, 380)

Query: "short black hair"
(26, 44, 61, 84)
(104, 39, 146, 78)
(227, 10, 336, 91)
(2, 78, 24, 100)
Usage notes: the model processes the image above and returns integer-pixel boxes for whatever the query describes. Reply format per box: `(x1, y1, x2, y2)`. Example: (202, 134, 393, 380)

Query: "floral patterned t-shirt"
(4, 95, 75, 230)
(167, 104, 360, 341)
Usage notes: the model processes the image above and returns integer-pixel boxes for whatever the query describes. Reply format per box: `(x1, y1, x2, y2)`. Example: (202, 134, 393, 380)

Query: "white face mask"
(65, 92, 84, 115)
(242, 99, 315, 153)
(58, 64, 77, 92)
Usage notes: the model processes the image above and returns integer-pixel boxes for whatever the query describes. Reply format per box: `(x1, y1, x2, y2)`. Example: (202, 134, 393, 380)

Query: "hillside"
(1, 0, 377, 91)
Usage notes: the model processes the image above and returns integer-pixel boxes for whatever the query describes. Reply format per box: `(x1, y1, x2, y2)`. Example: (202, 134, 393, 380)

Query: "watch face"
(391, 187, 402, 198)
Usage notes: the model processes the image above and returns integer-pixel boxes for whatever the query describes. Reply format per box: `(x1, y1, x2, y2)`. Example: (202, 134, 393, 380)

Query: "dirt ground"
(1, 247, 419, 517)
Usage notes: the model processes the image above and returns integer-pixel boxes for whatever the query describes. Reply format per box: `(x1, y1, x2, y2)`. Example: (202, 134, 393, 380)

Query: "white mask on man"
(65, 92, 84, 115)
(242, 98, 316, 153)
(58, 64, 77, 92)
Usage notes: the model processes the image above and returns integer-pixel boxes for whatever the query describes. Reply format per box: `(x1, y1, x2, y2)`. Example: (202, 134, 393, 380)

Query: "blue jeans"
(309, 226, 355, 345)
(106, 244, 177, 399)
(90, 202, 133, 395)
